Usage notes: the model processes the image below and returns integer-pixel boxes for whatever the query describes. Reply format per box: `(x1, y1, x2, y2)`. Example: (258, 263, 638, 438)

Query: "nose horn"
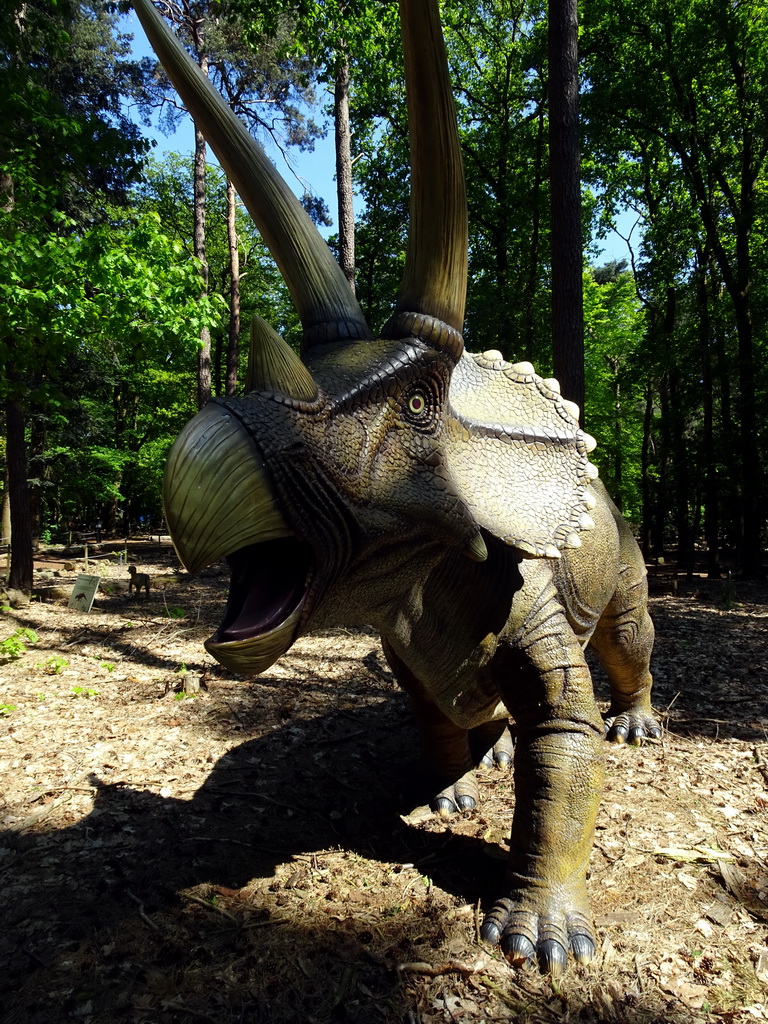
(245, 316, 319, 402)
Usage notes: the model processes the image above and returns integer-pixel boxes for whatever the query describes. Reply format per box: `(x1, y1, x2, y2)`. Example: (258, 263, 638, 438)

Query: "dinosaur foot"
(604, 706, 662, 745)
(469, 720, 515, 769)
(476, 724, 515, 769)
(480, 896, 596, 976)
(432, 770, 479, 817)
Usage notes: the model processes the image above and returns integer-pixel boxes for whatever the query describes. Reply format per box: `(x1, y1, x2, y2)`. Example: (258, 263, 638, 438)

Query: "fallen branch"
(397, 960, 477, 977)
(125, 889, 160, 932)
(752, 746, 768, 787)
(181, 891, 239, 923)
(651, 844, 736, 864)
(8, 768, 94, 832)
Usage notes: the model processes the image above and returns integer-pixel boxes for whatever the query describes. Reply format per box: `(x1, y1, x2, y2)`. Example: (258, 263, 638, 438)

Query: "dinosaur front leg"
(481, 616, 605, 974)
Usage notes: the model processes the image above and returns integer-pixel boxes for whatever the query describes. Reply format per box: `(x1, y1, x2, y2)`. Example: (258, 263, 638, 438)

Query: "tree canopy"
(4, 0, 768, 583)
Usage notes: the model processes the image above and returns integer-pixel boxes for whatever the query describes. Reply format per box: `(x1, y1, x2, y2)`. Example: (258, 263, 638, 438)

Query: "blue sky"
(123, 9, 344, 236)
(123, 10, 632, 264)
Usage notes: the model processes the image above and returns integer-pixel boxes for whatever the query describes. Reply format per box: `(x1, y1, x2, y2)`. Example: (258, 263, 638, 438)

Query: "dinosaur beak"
(163, 403, 315, 675)
(163, 402, 292, 574)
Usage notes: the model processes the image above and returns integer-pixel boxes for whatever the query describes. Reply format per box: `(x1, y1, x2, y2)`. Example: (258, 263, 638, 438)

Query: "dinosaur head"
(137, 0, 597, 675)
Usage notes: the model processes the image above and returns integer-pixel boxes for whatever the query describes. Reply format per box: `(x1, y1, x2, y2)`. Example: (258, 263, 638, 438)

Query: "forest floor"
(1, 540, 767, 1024)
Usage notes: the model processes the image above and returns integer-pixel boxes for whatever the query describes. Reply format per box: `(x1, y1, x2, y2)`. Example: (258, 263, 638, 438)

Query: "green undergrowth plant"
(41, 655, 68, 675)
(0, 627, 38, 661)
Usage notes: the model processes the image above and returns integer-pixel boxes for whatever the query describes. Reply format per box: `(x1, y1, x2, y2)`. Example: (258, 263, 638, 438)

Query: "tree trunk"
(334, 52, 355, 291)
(653, 379, 670, 561)
(548, 0, 583, 416)
(225, 177, 240, 396)
(712, 284, 738, 557)
(668, 369, 693, 574)
(194, 74, 211, 408)
(28, 416, 45, 543)
(1, 481, 10, 546)
(608, 356, 623, 510)
(640, 384, 654, 559)
(522, 105, 546, 361)
(6, 399, 33, 591)
(733, 292, 761, 576)
(696, 252, 720, 578)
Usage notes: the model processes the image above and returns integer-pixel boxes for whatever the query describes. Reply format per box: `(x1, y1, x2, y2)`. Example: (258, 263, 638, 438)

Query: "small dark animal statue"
(134, 0, 661, 975)
(127, 565, 150, 596)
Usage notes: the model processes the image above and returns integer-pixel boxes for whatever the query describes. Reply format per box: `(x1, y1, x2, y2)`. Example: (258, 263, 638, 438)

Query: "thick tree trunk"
(548, 0, 583, 416)
(28, 416, 45, 542)
(225, 177, 240, 396)
(653, 380, 670, 561)
(6, 399, 33, 591)
(713, 289, 739, 556)
(334, 53, 355, 291)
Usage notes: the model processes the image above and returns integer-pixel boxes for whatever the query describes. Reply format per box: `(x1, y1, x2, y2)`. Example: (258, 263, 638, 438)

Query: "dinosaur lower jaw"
(205, 538, 314, 675)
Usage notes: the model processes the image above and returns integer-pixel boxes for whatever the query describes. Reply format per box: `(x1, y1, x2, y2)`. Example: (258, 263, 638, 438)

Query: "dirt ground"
(1, 541, 767, 1023)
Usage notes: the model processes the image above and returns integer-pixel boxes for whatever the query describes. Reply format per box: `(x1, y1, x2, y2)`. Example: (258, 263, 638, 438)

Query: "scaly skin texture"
(136, 0, 661, 978)
(162, 347, 661, 977)
(378, 482, 658, 974)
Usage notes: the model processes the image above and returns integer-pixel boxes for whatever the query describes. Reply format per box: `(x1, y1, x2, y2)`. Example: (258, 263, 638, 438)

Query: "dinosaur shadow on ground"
(2, 584, 766, 1021)
(0, 696, 512, 1023)
(1, 653, 759, 1023)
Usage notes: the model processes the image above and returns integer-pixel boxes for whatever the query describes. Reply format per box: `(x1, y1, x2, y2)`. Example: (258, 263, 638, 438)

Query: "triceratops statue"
(135, 0, 661, 974)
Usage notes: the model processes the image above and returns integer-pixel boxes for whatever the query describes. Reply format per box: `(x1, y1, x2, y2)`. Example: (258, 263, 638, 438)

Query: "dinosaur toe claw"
(434, 796, 456, 817)
(537, 939, 567, 976)
(605, 707, 662, 745)
(501, 931, 536, 966)
(482, 896, 596, 974)
(479, 917, 502, 946)
(571, 932, 596, 964)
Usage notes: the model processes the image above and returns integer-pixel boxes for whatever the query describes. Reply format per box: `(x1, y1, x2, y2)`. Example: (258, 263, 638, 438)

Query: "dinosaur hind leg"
(381, 637, 486, 816)
(590, 540, 661, 745)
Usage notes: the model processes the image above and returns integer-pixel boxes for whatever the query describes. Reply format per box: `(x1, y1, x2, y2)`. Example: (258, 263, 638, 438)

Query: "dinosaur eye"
(400, 374, 443, 431)
(408, 392, 426, 416)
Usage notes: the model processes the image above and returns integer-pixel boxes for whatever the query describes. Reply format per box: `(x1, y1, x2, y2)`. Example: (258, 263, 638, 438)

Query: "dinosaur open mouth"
(205, 538, 314, 674)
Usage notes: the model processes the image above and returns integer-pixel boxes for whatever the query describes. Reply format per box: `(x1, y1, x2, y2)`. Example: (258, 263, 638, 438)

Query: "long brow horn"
(132, 0, 371, 349)
(388, 0, 468, 343)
